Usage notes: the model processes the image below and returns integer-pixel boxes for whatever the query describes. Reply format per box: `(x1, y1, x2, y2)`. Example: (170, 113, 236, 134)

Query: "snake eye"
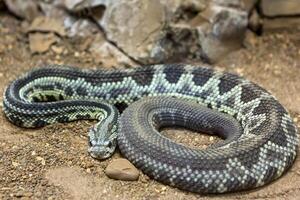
(87, 134, 93, 147)
(88, 139, 93, 147)
(108, 141, 113, 148)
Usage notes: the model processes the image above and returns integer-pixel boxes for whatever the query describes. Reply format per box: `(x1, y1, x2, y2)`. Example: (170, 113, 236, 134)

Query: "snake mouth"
(88, 146, 111, 160)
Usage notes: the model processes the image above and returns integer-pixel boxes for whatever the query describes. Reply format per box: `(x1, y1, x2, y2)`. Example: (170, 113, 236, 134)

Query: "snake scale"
(3, 64, 298, 193)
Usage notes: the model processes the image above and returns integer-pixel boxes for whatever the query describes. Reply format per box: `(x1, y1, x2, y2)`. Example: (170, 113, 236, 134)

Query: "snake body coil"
(3, 64, 298, 193)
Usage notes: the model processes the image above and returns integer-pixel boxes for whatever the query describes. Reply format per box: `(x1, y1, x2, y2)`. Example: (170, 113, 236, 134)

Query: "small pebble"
(51, 45, 64, 54)
(105, 158, 139, 181)
(74, 51, 80, 57)
(12, 161, 19, 167)
(36, 156, 46, 165)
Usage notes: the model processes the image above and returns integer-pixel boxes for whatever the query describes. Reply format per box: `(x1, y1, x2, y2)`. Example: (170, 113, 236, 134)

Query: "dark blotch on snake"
(163, 64, 185, 84)
(131, 65, 155, 86)
(240, 86, 260, 104)
(76, 86, 88, 96)
(218, 73, 241, 95)
(192, 67, 214, 86)
(65, 86, 74, 96)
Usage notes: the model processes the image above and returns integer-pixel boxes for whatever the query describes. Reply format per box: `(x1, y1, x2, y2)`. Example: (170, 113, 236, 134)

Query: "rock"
(36, 156, 46, 165)
(263, 18, 300, 31)
(260, 0, 300, 17)
(199, 31, 242, 63)
(39, 2, 76, 36)
(161, 0, 207, 13)
(101, 0, 167, 64)
(248, 9, 262, 33)
(243, 30, 258, 48)
(39, 2, 103, 40)
(57, 0, 109, 11)
(27, 16, 66, 37)
(0, 0, 5, 10)
(4, 0, 41, 21)
(105, 158, 139, 181)
(29, 32, 58, 53)
(51, 45, 64, 54)
(211, 8, 247, 40)
(163, 24, 201, 61)
(160, 0, 207, 21)
(197, 2, 248, 63)
(89, 34, 138, 67)
(68, 19, 99, 38)
(14, 191, 32, 198)
(241, 0, 258, 12)
(79, 37, 94, 51)
(55, 0, 107, 24)
(40, 2, 71, 20)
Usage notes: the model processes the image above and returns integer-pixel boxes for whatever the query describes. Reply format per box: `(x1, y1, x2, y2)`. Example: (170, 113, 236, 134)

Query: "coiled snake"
(3, 64, 298, 193)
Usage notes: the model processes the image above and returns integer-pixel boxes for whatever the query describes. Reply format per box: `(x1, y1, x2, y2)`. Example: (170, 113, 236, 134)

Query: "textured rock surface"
(2, 0, 253, 64)
(101, 0, 248, 63)
(263, 18, 300, 31)
(57, 0, 109, 11)
(105, 158, 139, 181)
(101, 0, 166, 63)
(27, 16, 66, 37)
(68, 19, 99, 38)
(260, 0, 300, 17)
(89, 34, 138, 67)
(248, 9, 262, 33)
(196, 1, 248, 63)
(160, 0, 207, 20)
(4, 0, 41, 21)
(241, 0, 258, 12)
(29, 32, 58, 53)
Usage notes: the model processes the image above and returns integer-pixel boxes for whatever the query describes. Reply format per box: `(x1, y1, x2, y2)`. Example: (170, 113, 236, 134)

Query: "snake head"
(88, 119, 118, 160)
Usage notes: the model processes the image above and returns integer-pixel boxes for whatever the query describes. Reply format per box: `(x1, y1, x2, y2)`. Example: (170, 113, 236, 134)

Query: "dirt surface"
(0, 13, 299, 200)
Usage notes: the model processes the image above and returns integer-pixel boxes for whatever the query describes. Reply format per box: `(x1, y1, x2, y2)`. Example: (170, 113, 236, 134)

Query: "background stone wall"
(1, 0, 299, 65)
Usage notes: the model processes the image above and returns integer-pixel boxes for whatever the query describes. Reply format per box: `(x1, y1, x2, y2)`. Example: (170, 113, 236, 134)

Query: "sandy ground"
(0, 13, 299, 200)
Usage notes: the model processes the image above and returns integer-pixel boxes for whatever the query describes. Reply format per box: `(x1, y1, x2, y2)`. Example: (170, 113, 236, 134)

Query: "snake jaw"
(88, 143, 116, 159)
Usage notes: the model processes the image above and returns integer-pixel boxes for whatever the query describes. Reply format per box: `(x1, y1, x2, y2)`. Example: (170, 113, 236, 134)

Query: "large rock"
(57, 0, 109, 11)
(160, 0, 207, 20)
(263, 18, 300, 31)
(27, 16, 66, 37)
(260, 0, 300, 17)
(4, 0, 41, 21)
(100, 0, 247, 64)
(196, 2, 248, 63)
(39, 2, 100, 39)
(89, 34, 138, 67)
(101, 0, 166, 63)
(241, 0, 258, 12)
(68, 19, 99, 38)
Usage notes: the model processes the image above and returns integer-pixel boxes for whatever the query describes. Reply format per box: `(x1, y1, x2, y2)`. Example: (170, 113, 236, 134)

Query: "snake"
(2, 64, 298, 193)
